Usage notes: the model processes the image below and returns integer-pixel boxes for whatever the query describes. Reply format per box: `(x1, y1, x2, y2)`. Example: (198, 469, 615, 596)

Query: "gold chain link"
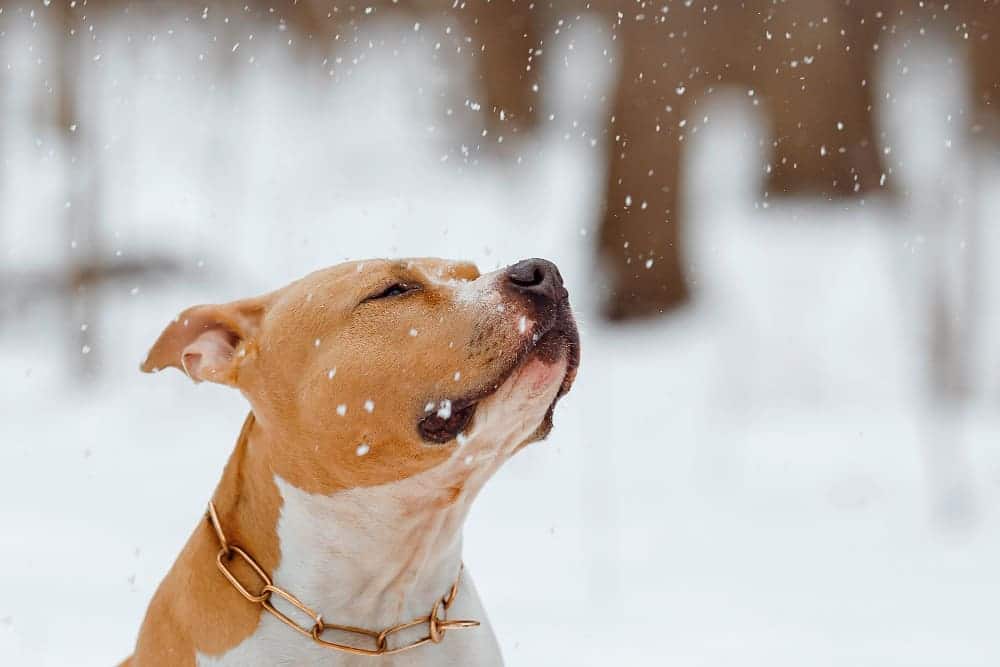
(206, 501, 480, 656)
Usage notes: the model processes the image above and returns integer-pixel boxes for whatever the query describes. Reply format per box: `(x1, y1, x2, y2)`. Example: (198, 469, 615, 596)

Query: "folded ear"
(141, 297, 268, 385)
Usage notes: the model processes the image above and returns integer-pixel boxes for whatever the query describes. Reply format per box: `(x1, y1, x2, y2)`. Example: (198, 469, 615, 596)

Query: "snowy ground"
(1, 14, 999, 666)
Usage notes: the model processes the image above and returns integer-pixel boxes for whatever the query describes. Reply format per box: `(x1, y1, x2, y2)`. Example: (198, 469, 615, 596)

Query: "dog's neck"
(269, 474, 466, 627)
(213, 413, 503, 629)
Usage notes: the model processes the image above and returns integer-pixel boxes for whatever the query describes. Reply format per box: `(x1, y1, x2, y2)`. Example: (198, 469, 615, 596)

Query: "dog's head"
(142, 258, 579, 491)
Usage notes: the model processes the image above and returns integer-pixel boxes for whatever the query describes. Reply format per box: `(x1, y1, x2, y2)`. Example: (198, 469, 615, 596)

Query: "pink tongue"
(524, 358, 563, 392)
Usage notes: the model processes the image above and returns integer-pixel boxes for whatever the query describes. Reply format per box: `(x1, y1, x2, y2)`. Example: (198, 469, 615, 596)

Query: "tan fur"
(126, 258, 576, 664)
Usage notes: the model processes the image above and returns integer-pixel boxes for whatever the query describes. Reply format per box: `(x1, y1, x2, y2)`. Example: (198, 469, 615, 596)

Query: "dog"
(123, 257, 580, 665)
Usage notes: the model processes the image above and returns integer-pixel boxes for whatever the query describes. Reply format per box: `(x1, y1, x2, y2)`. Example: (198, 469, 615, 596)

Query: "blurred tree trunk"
(592, 0, 888, 319)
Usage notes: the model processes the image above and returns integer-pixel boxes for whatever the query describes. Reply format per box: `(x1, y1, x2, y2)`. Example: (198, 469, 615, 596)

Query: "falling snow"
(1, 8, 998, 667)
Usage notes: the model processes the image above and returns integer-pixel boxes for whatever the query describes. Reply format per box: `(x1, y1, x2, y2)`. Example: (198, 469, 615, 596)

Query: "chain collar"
(205, 500, 480, 656)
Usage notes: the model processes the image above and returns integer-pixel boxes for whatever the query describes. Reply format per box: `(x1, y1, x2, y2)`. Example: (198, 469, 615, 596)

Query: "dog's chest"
(196, 475, 504, 667)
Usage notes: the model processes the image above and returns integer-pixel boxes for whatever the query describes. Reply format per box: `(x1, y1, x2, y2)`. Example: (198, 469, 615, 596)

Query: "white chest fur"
(196, 472, 504, 667)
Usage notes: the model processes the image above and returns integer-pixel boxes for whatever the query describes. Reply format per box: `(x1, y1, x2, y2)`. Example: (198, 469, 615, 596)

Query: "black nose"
(506, 258, 565, 301)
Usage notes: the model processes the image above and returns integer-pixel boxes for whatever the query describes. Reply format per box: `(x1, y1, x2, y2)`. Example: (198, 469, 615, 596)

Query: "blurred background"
(1, 1, 999, 664)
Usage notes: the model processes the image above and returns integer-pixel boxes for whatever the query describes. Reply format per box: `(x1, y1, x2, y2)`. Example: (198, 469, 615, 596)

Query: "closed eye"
(363, 282, 419, 302)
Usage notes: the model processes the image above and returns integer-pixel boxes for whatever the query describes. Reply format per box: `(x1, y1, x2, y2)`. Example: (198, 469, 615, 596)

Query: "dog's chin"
(511, 351, 570, 448)
(417, 348, 570, 446)
(485, 329, 577, 450)
(417, 308, 579, 445)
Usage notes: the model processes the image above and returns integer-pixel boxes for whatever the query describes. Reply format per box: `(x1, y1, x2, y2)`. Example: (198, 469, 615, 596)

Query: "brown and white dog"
(124, 257, 579, 665)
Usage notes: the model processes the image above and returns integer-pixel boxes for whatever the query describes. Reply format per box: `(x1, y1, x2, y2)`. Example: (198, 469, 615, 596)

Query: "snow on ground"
(1, 15, 999, 666)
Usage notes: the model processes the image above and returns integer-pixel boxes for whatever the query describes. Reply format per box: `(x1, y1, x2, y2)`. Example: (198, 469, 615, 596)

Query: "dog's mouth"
(417, 398, 479, 444)
(417, 300, 580, 444)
